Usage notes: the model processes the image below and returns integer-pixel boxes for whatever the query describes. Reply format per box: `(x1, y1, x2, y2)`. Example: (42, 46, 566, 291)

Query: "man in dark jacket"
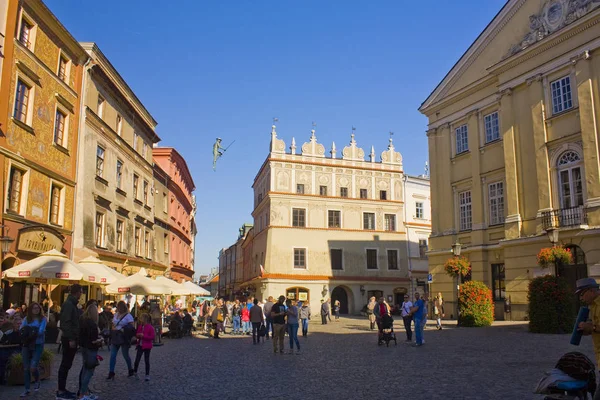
(57, 284, 82, 400)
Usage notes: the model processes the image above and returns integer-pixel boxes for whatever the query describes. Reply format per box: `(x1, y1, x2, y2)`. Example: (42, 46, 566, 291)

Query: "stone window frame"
(293, 247, 307, 269)
(56, 49, 71, 84)
(13, 73, 36, 127)
(47, 179, 65, 227)
(386, 248, 399, 270)
(487, 181, 505, 226)
(53, 103, 70, 149)
(5, 160, 30, 216)
(328, 209, 342, 229)
(543, 66, 579, 117)
(291, 207, 307, 228)
(330, 248, 344, 270)
(116, 218, 125, 252)
(384, 213, 396, 232)
(95, 210, 106, 248)
(366, 248, 379, 270)
(17, 10, 37, 51)
(363, 212, 376, 230)
(549, 142, 586, 210)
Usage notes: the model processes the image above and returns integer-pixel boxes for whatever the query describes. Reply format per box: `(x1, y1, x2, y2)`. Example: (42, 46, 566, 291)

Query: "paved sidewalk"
(0, 316, 594, 400)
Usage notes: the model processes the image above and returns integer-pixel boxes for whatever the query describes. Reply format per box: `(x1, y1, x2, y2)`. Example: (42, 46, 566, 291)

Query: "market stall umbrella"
(105, 268, 173, 296)
(77, 256, 125, 285)
(154, 276, 188, 295)
(1, 249, 85, 283)
(181, 280, 210, 296)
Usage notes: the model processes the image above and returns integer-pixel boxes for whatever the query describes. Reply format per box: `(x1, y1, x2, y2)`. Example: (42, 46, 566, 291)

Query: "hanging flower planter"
(444, 256, 471, 278)
(536, 246, 573, 268)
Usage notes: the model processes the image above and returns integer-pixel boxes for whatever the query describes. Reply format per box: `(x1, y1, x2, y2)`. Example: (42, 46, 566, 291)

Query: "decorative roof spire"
(342, 127, 365, 161)
(290, 137, 296, 154)
(370, 145, 375, 162)
(331, 141, 337, 158)
(300, 123, 325, 158)
(269, 118, 285, 155)
(380, 130, 402, 166)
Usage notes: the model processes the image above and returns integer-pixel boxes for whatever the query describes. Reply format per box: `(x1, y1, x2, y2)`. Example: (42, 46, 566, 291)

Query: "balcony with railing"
(541, 206, 588, 230)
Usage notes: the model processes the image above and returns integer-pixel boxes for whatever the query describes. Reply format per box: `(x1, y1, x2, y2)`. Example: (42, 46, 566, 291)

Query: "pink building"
(153, 147, 196, 282)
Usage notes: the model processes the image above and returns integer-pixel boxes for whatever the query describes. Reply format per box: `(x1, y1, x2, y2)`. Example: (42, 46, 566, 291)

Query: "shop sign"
(18, 271, 31, 277)
(17, 227, 65, 254)
(298, 292, 308, 301)
(88, 276, 96, 282)
(118, 287, 130, 293)
(100, 278, 107, 283)
(55, 273, 69, 279)
(34, 278, 48, 284)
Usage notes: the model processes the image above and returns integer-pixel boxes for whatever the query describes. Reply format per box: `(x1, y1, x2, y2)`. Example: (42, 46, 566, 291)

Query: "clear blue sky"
(46, 0, 506, 275)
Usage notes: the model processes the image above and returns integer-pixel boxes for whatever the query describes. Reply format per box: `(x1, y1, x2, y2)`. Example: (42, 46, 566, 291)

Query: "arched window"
(557, 150, 583, 208)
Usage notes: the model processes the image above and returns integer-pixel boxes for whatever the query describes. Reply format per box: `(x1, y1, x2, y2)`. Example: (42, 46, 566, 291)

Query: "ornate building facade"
(0, 0, 87, 307)
(420, 0, 600, 320)
(241, 125, 410, 314)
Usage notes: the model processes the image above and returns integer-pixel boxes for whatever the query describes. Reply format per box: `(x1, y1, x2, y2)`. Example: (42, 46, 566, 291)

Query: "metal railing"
(541, 206, 587, 230)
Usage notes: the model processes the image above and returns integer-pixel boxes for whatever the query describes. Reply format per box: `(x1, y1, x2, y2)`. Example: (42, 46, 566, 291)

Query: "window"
(144, 231, 151, 258)
(340, 187, 348, 198)
(360, 189, 368, 199)
(14, 80, 31, 123)
(491, 263, 506, 301)
(557, 151, 584, 208)
(116, 114, 123, 136)
(363, 212, 375, 230)
(143, 180, 149, 205)
(18, 19, 32, 48)
(133, 132, 138, 152)
(292, 208, 306, 227)
(416, 202, 424, 219)
(95, 212, 105, 247)
(551, 76, 573, 114)
(133, 174, 139, 199)
(379, 190, 387, 200)
(296, 184, 305, 194)
(7, 167, 26, 213)
(164, 233, 169, 254)
(293, 248, 306, 269)
(162, 193, 167, 213)
(54, 109, 66, 147)
(143, 142, 148, 159)
(330, 249, 343, 270)
(58, 56, 68, 82)
(484, 112, 500, 143)
(384, 214, 396, 231)
(366, 249, 378, 269)
(387, 250, 398, 270)
(319, 185, 328, 196)
(489, 182, 505, 225)
(95, 146, 105, 178)
(116, 220, 124, 252)
(456, 124, 469, 154)
(419, 239, 428, 259)
(459, 190, 472, 231)
(116, 160, 123, 189)
(328, 210, 341, 228)
(49, 184, 62, 225)
(97, 95, 105, 119)
(134, 226, 142, 256)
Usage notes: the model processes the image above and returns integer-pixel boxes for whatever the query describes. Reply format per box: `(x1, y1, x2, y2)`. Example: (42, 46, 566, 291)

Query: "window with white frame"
(557, 150, 584, 208)
(292, 208, 306, 227)
(134, 226, 142, 256)
(54, 109, 67, 147)
(484, 112, 500, 143)
(49, 183, 63, 225)
(58, 55, 69, 82)
(379, 190, 387, 200)
(363, 212, 375, 230)
(488, 182, 505, 226)
(328, 210, 341, 228)
(384, 214, 396, 231)
(18, 18, 33, 49)
(551, 76, 573, 114)
(455, 125, 469, 154)
(14, 79, 31, 124)
(340, 187, 348, 198)
(296, 184, 305, 194)
(96, 146, 105, 178)
(360, 189, 368, 199)
(416, 202, 424, 219)
(7, 166, 26, 214)
(459, 190, 472, 231)
(319, 185, 327, 196)
(116, 219, 124, 252)
(293, 248, 306, 269)
(95, 212, 105, 247)
(366, 249, 378, 269)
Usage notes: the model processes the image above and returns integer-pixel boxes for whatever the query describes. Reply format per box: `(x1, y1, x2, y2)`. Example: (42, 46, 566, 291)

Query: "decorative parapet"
(270, 125, 286, 155)
(301, 129, 326, 157)
(342, 133, 365, 161)
(381, 137, 402, 166)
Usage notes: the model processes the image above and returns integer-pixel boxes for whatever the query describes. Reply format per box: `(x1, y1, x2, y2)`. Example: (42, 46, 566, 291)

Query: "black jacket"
(79, 317, 100, 349)
(60, 295, 80, 340)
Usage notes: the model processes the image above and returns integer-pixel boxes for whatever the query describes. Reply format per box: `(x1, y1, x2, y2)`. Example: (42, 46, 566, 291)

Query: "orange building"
(153, 147, 196, 282)
(0, 0, 88, 307)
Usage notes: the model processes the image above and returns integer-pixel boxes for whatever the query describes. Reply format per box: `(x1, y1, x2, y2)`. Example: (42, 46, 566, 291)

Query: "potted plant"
(536, 246, 573, 269)
(444, 256, 471, 278)
(6, 349, 53, 385)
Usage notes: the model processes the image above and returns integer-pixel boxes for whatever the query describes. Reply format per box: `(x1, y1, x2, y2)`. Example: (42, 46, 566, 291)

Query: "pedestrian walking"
(434, 293, 444, 330)
(320, 300, 329, 325)
(299, 301, 311, 337)
(133, 313, 155, 381)
(249, 299, 264, 345)
(211, 300, 223, 339)
(286, 299, 300, 354)
(367, 297, 376, 330)
(57, 284, 82, 400)
(78, 303, 103, 400)
(220, 299, 228, 334)
(333, 300, 341, 321)
(270, 296, 287, 354)
(241, 303, 250, 335)
(107, 301, 134, 379)
(410, 292, 425, 347)
(19, 302, 46, 397)
(401, 295, 413, 342)
(263, 296, 274, 339)
(374, 297, 391, 345)
(232, 300, 242, 335)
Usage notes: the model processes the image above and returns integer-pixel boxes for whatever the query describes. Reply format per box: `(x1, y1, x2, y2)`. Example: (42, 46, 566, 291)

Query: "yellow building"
(420, 0, 600, 320)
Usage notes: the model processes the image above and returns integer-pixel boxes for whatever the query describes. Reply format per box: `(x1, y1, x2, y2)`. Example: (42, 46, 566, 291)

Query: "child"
(134, 313, 155, 381)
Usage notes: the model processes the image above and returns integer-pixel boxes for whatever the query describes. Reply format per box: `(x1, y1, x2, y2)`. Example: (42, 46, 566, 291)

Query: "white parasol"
(181, 280, 210, 296)
(2, 249, 84, 283)
(154, 276, 188, 295)
(77, 256, 124, 285)
(105, 268, 173, 295)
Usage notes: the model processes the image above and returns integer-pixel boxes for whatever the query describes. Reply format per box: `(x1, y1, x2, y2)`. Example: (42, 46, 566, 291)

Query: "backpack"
(20, 325, 39, 347)
(555, 351, 597, 395)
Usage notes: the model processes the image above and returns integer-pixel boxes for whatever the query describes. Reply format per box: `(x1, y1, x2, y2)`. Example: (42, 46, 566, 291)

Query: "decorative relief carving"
(301, 130, 326, 157)
(376, 180, 389, 190)
(394, 181, 402, 200)
(342, 133, 365, 161)
(276, 171, 290, 191)
(318, 174, 329, 184)
(380, 137, 402, 166)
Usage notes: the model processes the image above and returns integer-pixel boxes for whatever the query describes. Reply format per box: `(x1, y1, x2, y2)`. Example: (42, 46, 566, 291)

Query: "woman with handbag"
(133, 313, 155, 381)
(19, 302, 46, 397)
(78, 303, 103, 399)
(107, 301, 134, 380)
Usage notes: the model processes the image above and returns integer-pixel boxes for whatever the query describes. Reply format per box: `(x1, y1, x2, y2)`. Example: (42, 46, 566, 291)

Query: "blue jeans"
(288, 323, 300, 350)
(301, 318, 309, 336)
(22, 344, 43, 390)
(242, 321, 250, 333)
(78, 347, 97, 395)
(414, 318, 424, 345)
(233, 316, 241, 333)
(109, 344, 132, 373)
(265, 318, 273, 338)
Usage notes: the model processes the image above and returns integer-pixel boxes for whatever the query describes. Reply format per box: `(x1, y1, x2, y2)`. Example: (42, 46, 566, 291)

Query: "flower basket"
(444, 256, 471, 278)
(6, 349, 53, 385)
(536, 246, 573, 268)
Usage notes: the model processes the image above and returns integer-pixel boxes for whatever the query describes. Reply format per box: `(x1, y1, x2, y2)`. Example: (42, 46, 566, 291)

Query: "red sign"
(118, 287, 130, 293)
(35, 278, 48, 284)
(18, 271, 31, 277)
(100, 278, 107, 283)
(55, 273, 69, 279)
(88, 276, 96, 282)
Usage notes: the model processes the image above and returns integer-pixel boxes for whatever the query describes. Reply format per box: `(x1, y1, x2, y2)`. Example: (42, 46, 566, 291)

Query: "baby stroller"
(379, 314, 397, 347)
(535, 352, 596, 399)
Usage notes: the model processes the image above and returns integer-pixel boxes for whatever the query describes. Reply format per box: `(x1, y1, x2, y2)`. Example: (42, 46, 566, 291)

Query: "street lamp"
(451, 242, 462, 256)
(451, 240, 462, 326)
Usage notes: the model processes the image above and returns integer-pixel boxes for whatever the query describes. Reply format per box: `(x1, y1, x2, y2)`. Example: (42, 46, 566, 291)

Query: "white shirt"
(113, 313, 134, 330)
(401, 301, 413, 317)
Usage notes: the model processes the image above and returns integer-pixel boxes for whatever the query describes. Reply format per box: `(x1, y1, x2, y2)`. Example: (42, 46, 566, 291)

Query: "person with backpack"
(133, 313, 155, 381)
(78, 303, 103, 400)
(19, 302, 46, 397)
(107, 301, 134, 380)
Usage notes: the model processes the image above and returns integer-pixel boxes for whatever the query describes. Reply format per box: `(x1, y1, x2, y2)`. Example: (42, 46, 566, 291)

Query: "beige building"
(420, 0, 600, 320)
(72, 43, 163, 276)
(243, 125, 410, 314)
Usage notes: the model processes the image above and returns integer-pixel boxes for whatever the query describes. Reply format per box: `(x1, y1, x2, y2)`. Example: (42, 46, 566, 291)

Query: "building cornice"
(153, 147, 196, 191)
(263, 225, 406, 235)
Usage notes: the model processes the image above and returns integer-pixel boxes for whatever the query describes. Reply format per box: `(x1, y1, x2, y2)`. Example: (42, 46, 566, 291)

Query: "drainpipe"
(403, 176, 414, 298)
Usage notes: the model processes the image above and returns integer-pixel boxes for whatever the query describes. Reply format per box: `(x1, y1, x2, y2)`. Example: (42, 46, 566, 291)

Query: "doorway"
(331, 286, 349, 314)
(558, 245, 587, 315)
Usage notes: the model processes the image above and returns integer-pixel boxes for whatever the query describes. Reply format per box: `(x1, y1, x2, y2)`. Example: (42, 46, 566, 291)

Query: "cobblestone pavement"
(1, 317, 596, 400)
